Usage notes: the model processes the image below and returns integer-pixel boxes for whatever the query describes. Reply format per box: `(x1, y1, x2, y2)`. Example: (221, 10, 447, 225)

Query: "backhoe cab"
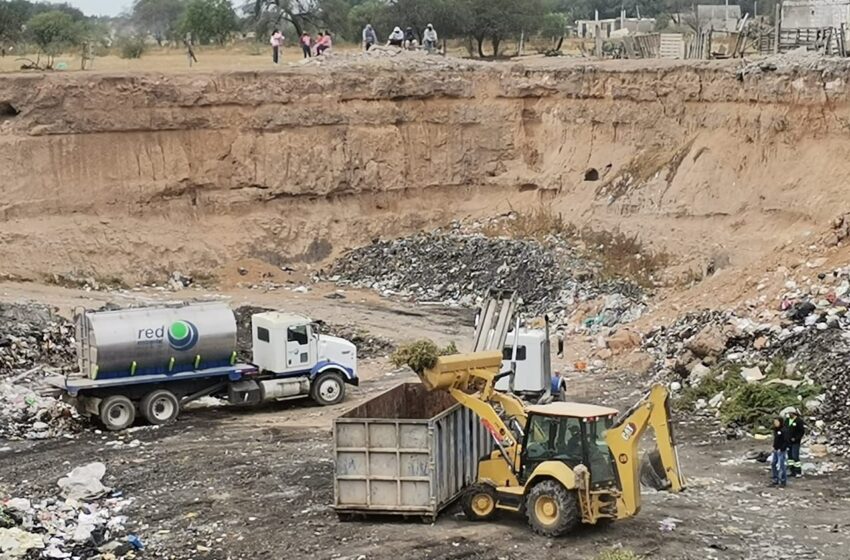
(420, 352, 685, 537)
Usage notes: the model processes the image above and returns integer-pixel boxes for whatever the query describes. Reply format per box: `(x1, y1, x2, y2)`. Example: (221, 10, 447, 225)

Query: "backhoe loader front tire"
(461, 483, 498, 521)
(525, 480, 579, 537)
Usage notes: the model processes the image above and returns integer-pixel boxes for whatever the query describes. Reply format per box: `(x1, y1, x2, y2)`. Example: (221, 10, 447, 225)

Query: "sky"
(44, 0, 243, 17)
(46, 0, 132, 17)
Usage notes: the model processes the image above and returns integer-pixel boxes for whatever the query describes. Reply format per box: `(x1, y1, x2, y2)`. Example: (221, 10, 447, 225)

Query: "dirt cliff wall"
(2, 59, 849, 284)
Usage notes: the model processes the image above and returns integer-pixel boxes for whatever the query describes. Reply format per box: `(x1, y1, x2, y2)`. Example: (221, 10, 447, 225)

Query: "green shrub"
(677, 363, 822, 430)
(118, 37, 145, 59)
(391, 340, 458, 374)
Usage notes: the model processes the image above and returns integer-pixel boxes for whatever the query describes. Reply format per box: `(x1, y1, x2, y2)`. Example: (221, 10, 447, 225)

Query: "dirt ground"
(1, 285, 848, 560)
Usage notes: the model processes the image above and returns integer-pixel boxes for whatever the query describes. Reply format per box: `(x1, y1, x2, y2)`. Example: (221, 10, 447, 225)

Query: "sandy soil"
(1, 285, 848, 559)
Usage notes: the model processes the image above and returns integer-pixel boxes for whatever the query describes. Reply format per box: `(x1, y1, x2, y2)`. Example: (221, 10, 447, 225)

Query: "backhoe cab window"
(583, 416, 617, 487)
(523, 414, 584, 469)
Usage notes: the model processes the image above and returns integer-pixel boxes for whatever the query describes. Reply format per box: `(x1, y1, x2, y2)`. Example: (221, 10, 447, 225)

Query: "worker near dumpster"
(551, 370, 567, 401)
(786, 409, 805, 477)
(770, 416, 789, 487)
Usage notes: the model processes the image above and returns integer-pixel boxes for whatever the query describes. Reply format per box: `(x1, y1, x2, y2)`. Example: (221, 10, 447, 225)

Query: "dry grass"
(481, 206, 567, 241)
(0, 44, 364, 74)
(594, 549, 643, 560)
(482, 206, 671, 288)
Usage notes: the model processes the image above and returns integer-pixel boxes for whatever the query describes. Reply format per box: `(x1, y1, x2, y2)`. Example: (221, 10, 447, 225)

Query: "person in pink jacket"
(316, 31, 332, 55)
(270, 29, 284, 64)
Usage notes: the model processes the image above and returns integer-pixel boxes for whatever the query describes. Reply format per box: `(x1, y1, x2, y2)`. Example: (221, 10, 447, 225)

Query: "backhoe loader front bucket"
(419, 351, 504, 391)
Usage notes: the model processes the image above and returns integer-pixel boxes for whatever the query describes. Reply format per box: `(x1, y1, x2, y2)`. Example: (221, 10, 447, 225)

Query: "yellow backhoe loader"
(419, 351, 685, 537)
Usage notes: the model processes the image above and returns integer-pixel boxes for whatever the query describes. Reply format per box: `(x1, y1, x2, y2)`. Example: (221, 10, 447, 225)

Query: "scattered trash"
(1, 463, 135, 559)
(58, 462, 110, 501)
(659, 517, 682, 532)
(0, 526, 45, 557)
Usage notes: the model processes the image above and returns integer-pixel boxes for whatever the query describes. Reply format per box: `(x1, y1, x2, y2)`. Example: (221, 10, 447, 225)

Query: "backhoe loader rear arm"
(605, 384, 685, 519)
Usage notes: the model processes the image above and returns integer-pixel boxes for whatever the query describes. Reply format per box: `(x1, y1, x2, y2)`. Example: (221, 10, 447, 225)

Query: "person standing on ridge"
(270, 29, 284, 64)
(362, 24, 377, 50)
(300, 32, 312, 58)
(786, 409, 805, 477)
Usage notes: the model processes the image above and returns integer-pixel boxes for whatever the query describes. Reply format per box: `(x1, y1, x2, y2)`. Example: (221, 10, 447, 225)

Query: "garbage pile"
(643, 281, 850, 454)
(0, 380, 81, 440)
(0, 463, 140, 559)
(233, 306, 395, 360)
(0, 303, 75, 378)
(326, 226, 645, 323)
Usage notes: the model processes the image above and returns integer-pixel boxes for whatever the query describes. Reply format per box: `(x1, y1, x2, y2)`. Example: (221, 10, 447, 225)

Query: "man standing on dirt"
(555, 327, 565, 358)
(770, 417, 789, 487)
(786, 410, 805, 477)
(551, 371, 567, 401)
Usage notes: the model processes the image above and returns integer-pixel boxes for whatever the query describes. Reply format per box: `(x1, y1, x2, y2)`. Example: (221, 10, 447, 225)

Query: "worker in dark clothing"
(786, 410, 805, 477)
(770, 417, 789, 487)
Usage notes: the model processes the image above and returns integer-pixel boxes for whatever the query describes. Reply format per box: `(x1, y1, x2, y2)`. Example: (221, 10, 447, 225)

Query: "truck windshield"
(582, 416, 617, 487)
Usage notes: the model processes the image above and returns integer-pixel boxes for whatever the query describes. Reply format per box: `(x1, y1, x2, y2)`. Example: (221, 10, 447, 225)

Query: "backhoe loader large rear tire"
(461, 483, 498, 521)
(525, 480, 579, 537)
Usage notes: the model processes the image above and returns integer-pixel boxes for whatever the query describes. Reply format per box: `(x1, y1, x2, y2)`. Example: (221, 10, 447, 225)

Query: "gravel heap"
(326, 227, 643, 321)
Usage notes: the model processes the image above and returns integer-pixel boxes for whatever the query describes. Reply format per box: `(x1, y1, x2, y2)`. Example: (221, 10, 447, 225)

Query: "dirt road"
(1, 286, 848, 559)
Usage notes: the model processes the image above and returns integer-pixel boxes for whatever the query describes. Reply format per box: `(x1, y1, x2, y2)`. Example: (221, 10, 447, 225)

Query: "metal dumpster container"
(333, 382, 490, 520)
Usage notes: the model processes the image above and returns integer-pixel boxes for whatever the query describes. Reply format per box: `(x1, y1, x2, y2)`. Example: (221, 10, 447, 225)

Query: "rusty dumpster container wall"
(333, 383, 490, 519)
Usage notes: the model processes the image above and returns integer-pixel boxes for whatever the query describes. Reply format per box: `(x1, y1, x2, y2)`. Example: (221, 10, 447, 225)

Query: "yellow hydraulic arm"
(420, 351, 528, 469)
(605, 384, 685, 519)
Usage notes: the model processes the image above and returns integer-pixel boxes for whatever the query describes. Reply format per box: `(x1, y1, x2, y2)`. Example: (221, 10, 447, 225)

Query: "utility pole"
(773, 2, 781, 53)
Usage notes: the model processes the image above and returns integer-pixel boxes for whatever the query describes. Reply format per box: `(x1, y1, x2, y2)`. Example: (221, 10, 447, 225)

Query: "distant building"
(575, 13, 656, 39)
(696, 4, 743, 31)
(782, 0, 850, 28)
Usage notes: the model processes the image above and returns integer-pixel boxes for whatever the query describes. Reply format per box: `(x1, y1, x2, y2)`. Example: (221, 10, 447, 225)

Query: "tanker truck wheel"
(310, 371, 346, 406)
(140, 389, 180, 425)
(100, 395, 136, 431)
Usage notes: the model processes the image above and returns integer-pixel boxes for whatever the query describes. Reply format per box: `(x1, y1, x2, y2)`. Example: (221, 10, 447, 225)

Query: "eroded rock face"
(3, 58, 850, 285)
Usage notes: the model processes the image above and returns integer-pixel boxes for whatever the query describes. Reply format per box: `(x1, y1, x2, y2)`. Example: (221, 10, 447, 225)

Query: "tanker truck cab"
(251, 312, 358, 406)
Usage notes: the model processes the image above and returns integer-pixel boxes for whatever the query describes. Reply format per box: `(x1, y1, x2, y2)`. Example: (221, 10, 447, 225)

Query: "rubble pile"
(233, 306, 395, 360)
(0, 463, 139, 559)
(301, 46, 485, 72)
(736, 49, 850, 79)
(327, 227, 644, 322)
(643, 273, 850, 453)
(0, 381, 82, 440)
(0, 303, 75, 378)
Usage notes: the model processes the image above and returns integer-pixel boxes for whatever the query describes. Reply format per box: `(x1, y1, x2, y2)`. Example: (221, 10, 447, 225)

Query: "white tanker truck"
(44, 302, 358, 431)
